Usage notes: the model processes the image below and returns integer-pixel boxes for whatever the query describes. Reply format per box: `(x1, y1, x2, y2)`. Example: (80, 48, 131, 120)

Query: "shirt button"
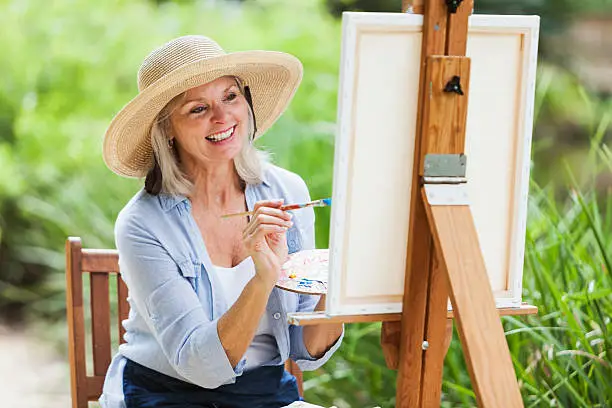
(273, 312, 281, 320)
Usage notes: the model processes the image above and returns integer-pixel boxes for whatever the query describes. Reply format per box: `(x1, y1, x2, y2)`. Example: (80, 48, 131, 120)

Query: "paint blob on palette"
(276, 249, 329, 295)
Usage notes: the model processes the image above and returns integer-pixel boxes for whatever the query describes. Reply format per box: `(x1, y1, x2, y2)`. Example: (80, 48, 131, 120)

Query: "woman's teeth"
(206, 127, 234, 142)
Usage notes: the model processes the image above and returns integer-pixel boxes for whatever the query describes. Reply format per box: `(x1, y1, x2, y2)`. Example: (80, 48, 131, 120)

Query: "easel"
(386, 0, 531, 406)
(288, 0, 537, 406)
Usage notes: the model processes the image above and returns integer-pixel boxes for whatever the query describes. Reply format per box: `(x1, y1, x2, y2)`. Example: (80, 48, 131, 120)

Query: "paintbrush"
(221, 198, 332, 219)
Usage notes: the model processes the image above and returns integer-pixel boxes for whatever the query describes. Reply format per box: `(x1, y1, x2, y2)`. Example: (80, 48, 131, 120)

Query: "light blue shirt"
(100, 163, 343, 407)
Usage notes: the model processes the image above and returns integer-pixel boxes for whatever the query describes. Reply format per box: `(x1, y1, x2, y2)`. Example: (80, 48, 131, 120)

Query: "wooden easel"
(386, 0, 531, 406)
(288, 0, 537, 406)
(386, 0, 527, 406)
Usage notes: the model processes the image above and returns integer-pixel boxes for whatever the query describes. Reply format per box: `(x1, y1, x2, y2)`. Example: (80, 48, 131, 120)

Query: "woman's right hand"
(242, 199, 293, 289)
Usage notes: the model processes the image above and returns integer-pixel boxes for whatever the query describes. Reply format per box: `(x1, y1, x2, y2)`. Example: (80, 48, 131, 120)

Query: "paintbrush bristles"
(306, 198, 332, 208)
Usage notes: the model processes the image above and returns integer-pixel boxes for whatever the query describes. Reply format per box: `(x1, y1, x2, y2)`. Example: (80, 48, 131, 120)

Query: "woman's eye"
(191, 106, 207, 114)
(226, 92, 237, 101)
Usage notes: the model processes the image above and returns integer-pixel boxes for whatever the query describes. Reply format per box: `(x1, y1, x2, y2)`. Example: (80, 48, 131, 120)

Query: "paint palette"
(276, 249, 329, 295)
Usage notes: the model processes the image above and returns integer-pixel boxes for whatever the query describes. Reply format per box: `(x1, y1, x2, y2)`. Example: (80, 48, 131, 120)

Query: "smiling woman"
(147, 76, 265, 196)
(98, 35, 344, 408)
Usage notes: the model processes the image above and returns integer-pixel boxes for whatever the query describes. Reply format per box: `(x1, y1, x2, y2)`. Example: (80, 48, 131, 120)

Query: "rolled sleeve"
(289, 323, 344, 371)
(176, 317, 246, 382)
(116, 214, 241, 388)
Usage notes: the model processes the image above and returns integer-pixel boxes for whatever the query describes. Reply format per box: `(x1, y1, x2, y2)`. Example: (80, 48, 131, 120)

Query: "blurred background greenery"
(0, 0, 611, 406)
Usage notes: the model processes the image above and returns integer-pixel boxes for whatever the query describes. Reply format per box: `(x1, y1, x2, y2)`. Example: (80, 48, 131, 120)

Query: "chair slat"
(86, 376, 105, 401)
(66, 238, 89, 408)
(90, 272, 111, 376)
(117, 274, 129, 344)
(285, 359, 304, 396)
(82, 250, 119, 273)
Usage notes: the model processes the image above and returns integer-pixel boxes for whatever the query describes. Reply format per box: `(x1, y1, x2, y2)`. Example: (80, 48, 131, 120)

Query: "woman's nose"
(210, 103, 229, 123)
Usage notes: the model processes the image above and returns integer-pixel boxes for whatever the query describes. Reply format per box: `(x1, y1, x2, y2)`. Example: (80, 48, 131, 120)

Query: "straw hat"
(103, 35, 303, 178)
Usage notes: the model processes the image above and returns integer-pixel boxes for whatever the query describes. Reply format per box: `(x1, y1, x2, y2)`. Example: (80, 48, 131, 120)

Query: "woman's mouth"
(205, 126, 236, 145)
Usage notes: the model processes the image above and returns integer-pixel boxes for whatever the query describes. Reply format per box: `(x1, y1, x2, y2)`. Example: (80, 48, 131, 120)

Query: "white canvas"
(327, 12, 540, 316)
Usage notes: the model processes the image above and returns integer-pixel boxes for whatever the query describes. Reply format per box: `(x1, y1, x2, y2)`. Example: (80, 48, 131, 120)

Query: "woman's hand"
(242, 199, 292, 289)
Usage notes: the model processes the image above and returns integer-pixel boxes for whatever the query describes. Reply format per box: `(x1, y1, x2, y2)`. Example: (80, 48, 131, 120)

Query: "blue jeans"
(123, 358, 302, 408)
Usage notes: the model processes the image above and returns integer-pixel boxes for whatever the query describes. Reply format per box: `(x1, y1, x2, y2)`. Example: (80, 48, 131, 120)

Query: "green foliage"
(0, 0, 341, 320)
(0, 0, 611, 406)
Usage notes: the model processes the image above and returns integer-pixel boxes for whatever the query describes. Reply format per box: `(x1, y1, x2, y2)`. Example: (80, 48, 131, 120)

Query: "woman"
(99, 35, 344, 408)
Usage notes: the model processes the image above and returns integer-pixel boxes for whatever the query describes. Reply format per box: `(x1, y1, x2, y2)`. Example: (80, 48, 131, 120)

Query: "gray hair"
(148, 77, 270, 196)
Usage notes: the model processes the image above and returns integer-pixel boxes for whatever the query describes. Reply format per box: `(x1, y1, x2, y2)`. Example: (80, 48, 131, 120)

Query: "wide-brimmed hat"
(103, 35, 303, 177)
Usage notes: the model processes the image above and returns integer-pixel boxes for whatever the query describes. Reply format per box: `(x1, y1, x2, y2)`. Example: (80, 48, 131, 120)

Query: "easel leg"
(422, 191, 523, 407)
(381, 321, 402, 369)
(419, 248, 451, 407)
(395, 196, 434, 407)
(383, 247, 455, 406)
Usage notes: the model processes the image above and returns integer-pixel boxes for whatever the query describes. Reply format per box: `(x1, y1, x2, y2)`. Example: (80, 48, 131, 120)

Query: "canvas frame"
(326, 12, 540, 316)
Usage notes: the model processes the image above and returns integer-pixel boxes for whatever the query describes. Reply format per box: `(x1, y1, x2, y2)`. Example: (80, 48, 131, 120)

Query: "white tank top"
(211, 256, 280, 371)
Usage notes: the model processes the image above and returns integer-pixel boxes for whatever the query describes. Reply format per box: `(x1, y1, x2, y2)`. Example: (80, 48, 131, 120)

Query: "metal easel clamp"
(423, 155, 469, 205)
(423, 154, 467, 178)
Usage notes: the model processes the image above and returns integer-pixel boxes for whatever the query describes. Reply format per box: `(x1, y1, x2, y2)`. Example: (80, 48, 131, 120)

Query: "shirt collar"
(158, 193, 189, 212)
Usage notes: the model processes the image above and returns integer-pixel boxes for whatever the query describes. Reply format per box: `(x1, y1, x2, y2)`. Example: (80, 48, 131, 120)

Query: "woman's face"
(169, 76, 250, 166)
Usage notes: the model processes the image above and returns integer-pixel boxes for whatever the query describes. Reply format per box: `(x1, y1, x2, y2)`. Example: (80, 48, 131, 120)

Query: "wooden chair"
(65, 237, 303, 408)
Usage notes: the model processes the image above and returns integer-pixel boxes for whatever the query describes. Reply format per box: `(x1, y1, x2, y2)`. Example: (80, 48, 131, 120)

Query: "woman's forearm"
(302, 295, 343, 358)
(217, 276, 273, 367)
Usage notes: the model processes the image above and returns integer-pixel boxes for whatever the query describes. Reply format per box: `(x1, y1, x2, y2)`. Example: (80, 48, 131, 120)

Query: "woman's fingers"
(252, 199, 292, 221)
(244, 224, 288, 251)
(253, 199, 284, 212)
(243, 208, 293, 238)
(251, 204, 292, 221)
(243, 213, 293, 238)
(242, 199, 293, 257)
